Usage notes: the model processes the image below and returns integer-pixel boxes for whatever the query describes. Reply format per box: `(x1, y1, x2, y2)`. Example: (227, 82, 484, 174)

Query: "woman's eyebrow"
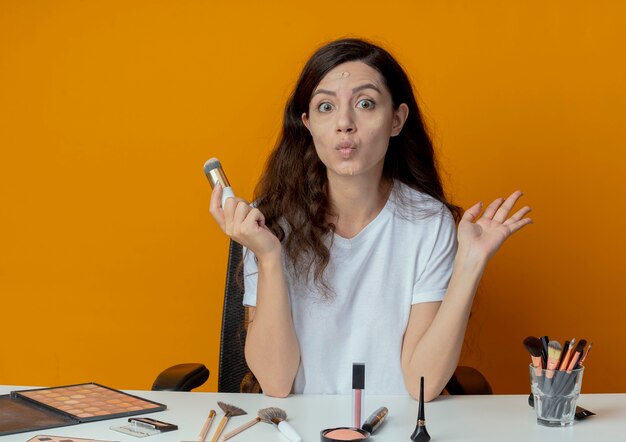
(312, 83, 381, 98)
(312, 88, 335, 97)
(352, 83, 381, 94)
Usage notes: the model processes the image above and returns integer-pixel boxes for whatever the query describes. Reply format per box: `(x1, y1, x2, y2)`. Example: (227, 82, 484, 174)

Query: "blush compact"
(321, 427, 370, 441)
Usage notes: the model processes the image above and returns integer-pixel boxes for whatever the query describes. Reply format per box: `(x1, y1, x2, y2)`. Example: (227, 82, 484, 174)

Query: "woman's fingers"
(209, 183, 225, 229)
(480, 197, 506, 221)
(240, 207, 266, 234)
(503, 205, 532, 225)
(493, 190, 524, 223)
(461, 201, 483, 223)
(208, 187, 276, 255)
(232, 199, 253, 234)
(506, 217, 533, 235)
(222, 197, 250, 235)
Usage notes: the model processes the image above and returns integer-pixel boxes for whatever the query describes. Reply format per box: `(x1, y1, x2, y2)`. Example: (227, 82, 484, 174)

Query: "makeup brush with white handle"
(258, 407, 302, 442)
(204, 158, 235, 207)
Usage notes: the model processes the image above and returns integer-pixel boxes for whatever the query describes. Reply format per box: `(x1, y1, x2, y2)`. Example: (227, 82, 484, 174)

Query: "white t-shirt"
(242, 181, 457, 395)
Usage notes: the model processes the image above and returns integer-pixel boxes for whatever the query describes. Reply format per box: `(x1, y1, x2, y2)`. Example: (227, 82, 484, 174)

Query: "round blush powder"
(324, 428, 367, 440)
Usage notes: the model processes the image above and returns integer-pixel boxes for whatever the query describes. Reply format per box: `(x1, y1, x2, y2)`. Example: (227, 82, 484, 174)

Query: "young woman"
(209, 38, 532, 401)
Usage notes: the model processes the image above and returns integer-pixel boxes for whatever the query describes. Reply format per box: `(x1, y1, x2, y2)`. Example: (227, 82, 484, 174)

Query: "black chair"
(153, 240, 492, 395)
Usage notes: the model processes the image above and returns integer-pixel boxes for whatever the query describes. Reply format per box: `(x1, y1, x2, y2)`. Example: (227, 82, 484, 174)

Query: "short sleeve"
(412, 209, 457, 304)
(242, 247, 259, 307)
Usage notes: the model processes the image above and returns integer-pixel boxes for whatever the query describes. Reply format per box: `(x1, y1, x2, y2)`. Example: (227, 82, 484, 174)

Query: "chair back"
(217, 240, 255, 393)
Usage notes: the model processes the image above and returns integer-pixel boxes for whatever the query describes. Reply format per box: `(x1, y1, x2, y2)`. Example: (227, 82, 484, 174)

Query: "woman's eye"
(318, 102, 334, 112)
(357, 99, 375, 109)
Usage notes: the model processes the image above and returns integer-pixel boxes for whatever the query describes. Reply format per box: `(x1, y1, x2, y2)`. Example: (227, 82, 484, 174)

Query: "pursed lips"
(335, 140, 356, 150)
(336, 140, 357, 159)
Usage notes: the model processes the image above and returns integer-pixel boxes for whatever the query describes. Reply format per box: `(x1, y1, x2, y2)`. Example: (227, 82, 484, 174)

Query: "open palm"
(457, 190, 532, 262)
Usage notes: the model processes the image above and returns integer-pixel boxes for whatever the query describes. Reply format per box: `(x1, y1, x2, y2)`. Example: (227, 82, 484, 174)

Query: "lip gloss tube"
(352, 363, 365, 428)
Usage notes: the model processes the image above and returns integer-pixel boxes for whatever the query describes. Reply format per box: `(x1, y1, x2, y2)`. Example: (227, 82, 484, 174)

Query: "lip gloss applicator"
(320, 364, 370, 442)
(352, 363, 365, 428)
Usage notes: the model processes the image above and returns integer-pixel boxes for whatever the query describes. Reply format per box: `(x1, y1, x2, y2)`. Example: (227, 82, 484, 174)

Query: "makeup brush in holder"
(210, 401, 247, 442)
(523, 336, 544, 407)
(410, 377, 430, 442)
(258, 407, 302, 442)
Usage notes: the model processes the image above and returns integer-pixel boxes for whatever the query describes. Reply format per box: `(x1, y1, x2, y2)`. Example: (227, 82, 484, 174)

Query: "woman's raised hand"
(209, 183, 281, 259)
(457, 190, 532, 263)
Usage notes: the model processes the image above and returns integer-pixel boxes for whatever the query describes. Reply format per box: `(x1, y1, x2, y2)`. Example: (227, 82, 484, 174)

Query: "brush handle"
(198, 411, 216, 441)
(210, 416, 230, 442)
(220, 417, 260, 441)
(277, 421, 302, 442)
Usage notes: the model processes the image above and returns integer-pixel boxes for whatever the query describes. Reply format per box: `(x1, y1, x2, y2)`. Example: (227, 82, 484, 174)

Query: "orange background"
(1, 1, 624, 394)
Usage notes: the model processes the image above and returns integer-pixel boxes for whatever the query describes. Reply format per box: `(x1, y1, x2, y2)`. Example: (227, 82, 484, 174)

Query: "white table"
(1, 386, 624, 441)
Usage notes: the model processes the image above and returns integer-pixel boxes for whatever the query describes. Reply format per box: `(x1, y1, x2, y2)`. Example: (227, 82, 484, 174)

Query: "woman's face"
(302, 61, 408, 181)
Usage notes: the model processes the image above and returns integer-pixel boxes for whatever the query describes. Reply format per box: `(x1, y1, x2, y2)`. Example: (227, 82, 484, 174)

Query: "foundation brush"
(258, 407, 302, 442)
(543, 340, 563, 395)
(210, 401, 247, 442)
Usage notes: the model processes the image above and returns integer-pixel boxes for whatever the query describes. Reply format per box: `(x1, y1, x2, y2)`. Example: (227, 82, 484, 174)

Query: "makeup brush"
(552, 338, 576, 401)
(219, 416, 260, 441)
(258, 407, 302, 442)
(551, 339, 588, 398)
(198, 409, 216, 441)
(204, 158, 235, 207)
(558, 339, 571, 369)
(566, 339, 587, 373)
(543, 340, 563, 394)
(559, 338, 576, 370)
(523, 336, 543, 407)
(539, 336, 550, 367)
(523, 336, 544, 374)
(410, 376, 430, 442)
(210, 402, 247, 442)
(578, 341, 593, 367)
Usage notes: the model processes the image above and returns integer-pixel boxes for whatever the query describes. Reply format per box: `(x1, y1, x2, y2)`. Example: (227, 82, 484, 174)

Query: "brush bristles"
(523, 336, 543, 357)
(258, 407, 287, 424)
(548, 340, 563, 361)
(217, 401, 247, 417)
(203, 158, 221, 173)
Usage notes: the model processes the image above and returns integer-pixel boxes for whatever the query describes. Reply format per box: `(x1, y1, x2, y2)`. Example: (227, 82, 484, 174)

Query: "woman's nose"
(335, 108, 356, 133)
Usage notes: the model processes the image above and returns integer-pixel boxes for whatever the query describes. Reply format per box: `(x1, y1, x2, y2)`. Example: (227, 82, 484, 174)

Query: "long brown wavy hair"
(254, 38, 461, 294)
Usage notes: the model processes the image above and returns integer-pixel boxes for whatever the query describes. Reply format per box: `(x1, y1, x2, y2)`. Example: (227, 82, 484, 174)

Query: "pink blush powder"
(324, 428, 367, 440)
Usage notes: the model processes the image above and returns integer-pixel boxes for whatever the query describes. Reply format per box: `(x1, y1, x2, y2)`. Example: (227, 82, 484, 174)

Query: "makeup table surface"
(1, 386, 625, 441)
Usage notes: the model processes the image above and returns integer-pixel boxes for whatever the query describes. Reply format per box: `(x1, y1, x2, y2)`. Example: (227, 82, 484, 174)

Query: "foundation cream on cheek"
(320, 427, 370, 441)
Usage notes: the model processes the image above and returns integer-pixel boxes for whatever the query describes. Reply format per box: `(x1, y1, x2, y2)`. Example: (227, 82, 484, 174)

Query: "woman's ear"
(391, 103, 409, 137)
(301, 112, 311, 131)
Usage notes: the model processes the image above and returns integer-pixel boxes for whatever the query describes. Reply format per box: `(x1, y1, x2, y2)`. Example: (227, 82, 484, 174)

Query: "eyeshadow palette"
(27, 437, 113, 442)
(0, 383, 166, 436)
